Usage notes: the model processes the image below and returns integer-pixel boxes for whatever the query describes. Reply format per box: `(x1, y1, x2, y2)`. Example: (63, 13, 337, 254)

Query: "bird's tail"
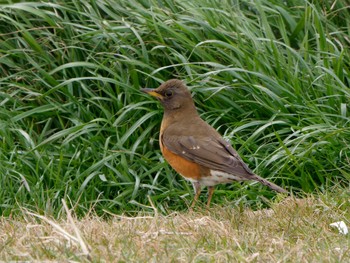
(252, 174, 287, 193)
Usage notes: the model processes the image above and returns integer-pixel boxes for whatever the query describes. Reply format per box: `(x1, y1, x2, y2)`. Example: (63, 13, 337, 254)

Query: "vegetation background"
(1, 0, 350, 261)
(1, 0, 349, 216)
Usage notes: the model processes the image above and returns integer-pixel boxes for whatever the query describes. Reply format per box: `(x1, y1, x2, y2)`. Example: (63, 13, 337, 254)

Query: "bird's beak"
(141, 88, 164, 99)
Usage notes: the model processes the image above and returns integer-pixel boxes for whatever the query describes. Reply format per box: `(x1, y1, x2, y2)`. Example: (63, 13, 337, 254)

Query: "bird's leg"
(190, 182, 201, 208)
(206, 186, 215, 208)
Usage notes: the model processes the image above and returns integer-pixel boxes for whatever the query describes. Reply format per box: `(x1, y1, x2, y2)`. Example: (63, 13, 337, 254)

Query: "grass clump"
(0, 0, 349, 216)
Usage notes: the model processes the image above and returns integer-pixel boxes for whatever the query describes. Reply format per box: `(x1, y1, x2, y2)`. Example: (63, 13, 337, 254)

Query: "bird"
(141, 79, 287, 208)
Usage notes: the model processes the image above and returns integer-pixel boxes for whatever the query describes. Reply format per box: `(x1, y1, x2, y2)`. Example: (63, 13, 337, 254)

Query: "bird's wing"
(161, 134, 254, 177)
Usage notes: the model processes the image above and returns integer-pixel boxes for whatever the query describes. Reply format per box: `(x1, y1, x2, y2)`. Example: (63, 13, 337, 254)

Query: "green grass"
(0, 0, 349, 217)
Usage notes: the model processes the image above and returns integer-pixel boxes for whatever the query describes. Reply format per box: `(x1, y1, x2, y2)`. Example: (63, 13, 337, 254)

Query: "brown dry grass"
(1, 194, 349, 262)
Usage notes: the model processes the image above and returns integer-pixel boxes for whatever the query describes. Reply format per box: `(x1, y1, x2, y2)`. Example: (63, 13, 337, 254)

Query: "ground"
(1, 195, 349, 262)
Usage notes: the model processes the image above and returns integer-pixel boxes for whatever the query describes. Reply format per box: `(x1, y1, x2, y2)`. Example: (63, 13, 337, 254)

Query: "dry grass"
(1, 194, 349, 262)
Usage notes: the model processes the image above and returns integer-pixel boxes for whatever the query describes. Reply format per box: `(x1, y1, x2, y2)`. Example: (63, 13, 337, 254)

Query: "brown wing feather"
(162, 134, 255, 179)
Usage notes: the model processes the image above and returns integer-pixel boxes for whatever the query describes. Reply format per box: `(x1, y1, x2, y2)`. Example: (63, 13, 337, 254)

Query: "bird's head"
(141, 79, 196, 112)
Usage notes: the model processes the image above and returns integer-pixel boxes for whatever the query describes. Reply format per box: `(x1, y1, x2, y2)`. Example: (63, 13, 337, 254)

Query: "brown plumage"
(142, 79, 287, 208)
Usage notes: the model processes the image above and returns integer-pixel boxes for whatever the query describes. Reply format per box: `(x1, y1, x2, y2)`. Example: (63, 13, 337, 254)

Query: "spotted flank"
(198, 170, 249, 186)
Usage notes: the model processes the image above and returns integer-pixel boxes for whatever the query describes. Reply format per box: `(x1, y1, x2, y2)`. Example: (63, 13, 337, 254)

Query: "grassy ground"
(1, 0, 350, 261)
(1, 187, 349, 262)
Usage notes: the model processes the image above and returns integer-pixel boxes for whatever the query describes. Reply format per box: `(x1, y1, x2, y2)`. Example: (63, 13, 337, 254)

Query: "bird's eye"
(164, 90, 173, 97)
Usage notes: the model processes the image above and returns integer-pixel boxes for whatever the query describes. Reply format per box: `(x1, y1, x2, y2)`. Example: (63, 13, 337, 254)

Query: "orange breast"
(160, 139, 201, 181)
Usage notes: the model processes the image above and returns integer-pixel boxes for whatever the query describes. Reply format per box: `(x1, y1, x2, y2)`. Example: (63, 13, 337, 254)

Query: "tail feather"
(252, 174, 287, 193)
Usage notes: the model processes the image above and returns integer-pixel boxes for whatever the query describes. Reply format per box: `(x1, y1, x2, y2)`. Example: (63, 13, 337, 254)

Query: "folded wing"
(162, 134, 255, 178)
